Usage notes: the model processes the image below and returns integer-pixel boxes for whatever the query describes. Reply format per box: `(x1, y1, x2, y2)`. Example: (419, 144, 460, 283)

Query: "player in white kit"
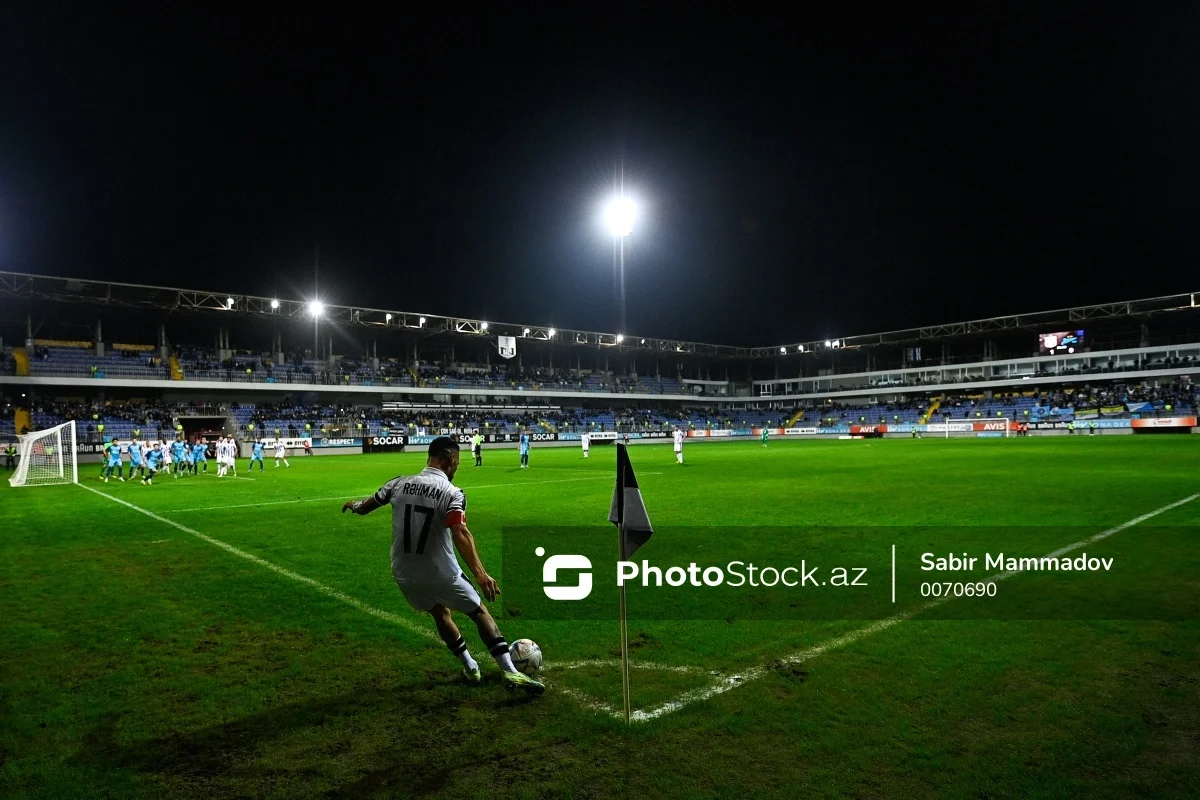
(274, 440, 289, 468)
(341, 437, 544, 694)
(580, 431, 590, 459)
(673, 427, 685, 464)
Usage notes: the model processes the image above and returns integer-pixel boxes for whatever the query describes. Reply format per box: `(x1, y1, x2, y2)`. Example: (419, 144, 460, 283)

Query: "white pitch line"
(160, 475, 621, 513)
(82, 480, 1195, 723)
(162, 495, 366, 513)
(624, 492, 1200, 723)
(544, 659, 703, 674)
(78, 484, 438, 641)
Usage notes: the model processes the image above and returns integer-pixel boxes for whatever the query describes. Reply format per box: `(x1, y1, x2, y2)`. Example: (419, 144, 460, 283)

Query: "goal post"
(8, 421, 79, 488)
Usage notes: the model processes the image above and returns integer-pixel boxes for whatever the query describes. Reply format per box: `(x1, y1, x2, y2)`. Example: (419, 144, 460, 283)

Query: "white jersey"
(373, 466, 467, 586)
(673, 430, 684, 451)
(274, 442, 286, 457)
(581, 433, 590, 451)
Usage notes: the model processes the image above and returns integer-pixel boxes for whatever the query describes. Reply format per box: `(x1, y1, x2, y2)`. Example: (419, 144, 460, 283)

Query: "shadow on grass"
(73, 673, 534, 794)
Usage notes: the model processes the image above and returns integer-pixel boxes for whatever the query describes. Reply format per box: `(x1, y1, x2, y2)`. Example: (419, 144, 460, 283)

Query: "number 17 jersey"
(373, 466, 468, 585)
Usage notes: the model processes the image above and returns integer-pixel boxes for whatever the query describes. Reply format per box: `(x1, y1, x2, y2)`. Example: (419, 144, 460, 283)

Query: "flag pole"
(618, 527, 632, 725)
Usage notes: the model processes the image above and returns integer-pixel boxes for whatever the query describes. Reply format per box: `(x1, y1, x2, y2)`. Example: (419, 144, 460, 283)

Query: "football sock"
(447, 636, 479, 671)
(483, 635, 516, 673)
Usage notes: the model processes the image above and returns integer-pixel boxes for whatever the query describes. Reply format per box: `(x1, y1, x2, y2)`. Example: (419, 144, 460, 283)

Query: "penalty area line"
(77, 483, 437, 641)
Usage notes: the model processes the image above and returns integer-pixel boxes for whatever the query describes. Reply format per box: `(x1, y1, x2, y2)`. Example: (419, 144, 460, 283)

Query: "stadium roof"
(1, 271, 1197, 360)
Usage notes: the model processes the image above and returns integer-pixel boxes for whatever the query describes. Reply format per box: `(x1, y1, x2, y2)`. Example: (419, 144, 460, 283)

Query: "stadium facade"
(1, 272, 1197, 450)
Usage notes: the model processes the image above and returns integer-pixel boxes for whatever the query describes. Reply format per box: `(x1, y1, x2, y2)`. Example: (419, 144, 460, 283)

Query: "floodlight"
(640, 339, 645, 345)
(226, 297, 235, 308)
(523, 327, 531, 335)
(385, 313, 393, 323)
(798, 345, 805, 352)
(616, 334, 624, 343)
(419, 317, 426, 326)
(603, 195, 637, 237)
(309, 300, 323, 316)
(548, 328, 556, 337)
(780, 347, 787, 354)
(481, 322, 489, 331)
(824, 340, 832, 347)
(270, 299, 279, 309)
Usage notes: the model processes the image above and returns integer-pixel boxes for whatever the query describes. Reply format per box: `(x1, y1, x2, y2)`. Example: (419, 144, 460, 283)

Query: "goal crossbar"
(8, 420, 79, 487)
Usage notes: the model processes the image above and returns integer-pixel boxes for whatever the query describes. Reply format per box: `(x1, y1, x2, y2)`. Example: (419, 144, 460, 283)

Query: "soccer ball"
(509, 638, 542, 676)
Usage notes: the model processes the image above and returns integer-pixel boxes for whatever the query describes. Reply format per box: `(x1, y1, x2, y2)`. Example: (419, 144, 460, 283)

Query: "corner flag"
(609, 443, 654, 559)
(609, 442, 653, 724)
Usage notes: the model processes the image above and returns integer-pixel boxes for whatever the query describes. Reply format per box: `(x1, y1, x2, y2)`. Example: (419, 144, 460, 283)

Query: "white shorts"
(674, 445, 682, 453)
(396, 573, 482, 614)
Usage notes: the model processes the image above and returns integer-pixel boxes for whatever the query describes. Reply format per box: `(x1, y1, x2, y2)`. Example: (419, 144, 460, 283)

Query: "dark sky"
(3, 5, 1199, 347)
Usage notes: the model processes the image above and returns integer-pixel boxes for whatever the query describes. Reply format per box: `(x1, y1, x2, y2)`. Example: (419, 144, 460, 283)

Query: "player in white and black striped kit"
(341, 436, 544, 694)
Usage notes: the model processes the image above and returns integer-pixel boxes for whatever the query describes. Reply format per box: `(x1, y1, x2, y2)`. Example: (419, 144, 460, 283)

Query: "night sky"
(3, 5, 1199, 347)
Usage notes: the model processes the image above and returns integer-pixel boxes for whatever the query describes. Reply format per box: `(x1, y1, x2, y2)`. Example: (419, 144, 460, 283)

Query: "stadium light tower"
(603, 193, 638, 334)
(309, 300, 323, 361)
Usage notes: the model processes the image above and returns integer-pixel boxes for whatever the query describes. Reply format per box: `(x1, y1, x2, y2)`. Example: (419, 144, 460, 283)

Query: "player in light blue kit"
(518, 430, 530, 469)
(128, 437, 144, 480)
(103, 440, 124, 482)
(192, 440, 208, 473)
(141, 444, 163, 485)
(249, 440, 265, 472)
(170, 438, 188, 478)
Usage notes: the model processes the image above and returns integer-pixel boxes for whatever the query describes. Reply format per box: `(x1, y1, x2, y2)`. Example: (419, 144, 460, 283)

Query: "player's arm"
(342, 480, 394, 515)
(449, 518, 499, 602)
(341, 495, 383, 515)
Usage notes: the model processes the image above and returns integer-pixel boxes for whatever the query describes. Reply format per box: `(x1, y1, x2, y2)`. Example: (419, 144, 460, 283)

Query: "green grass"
(2, 437, 1199, 798)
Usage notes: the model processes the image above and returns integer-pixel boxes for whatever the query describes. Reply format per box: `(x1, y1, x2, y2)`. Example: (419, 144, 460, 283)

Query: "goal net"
(8, 421, 78, 488)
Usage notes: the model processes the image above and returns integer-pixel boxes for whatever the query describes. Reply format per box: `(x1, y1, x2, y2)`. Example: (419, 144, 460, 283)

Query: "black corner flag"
(608, 442, 654, 724)
(609, 443, 654, 560)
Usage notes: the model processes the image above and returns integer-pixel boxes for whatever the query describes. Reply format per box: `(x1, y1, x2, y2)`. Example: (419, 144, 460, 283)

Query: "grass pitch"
(3, 437, 1200, 798)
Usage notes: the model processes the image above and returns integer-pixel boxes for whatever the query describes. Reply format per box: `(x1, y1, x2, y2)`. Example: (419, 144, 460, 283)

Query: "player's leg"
(466, 604, 543, 694)
(428, 603, 481, 682)
(283, 456, 289, 467)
